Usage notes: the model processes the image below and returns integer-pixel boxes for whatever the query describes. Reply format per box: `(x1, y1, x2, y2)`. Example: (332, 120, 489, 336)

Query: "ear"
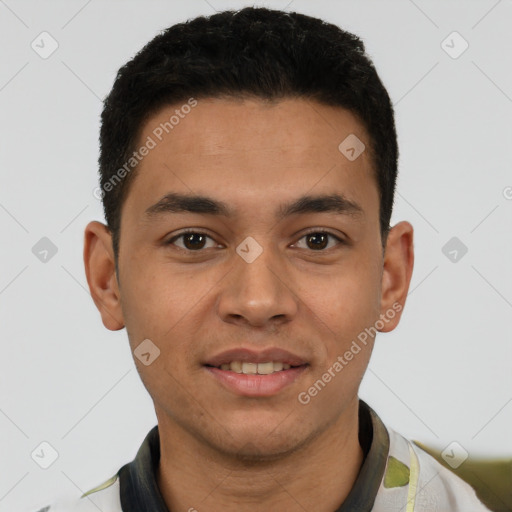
(83, 221, 125, 330)
(378, 221, 414, 332)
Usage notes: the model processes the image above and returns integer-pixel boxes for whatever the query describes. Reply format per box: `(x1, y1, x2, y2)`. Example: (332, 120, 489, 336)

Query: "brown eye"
(306, 232, 328, 250)
(294, 231, 343, 251)
(168, 231, 217, 251)
(182, 233, 207, 250)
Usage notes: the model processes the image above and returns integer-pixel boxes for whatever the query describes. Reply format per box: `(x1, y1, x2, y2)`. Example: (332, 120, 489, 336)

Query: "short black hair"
(99, 6, 398, 259)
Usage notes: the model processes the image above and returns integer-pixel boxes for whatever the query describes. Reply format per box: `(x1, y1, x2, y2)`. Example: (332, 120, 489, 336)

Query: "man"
(34, 6, 490, 511)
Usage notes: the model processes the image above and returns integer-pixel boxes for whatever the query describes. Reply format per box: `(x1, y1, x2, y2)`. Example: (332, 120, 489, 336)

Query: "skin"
(84, 97, 414, 512)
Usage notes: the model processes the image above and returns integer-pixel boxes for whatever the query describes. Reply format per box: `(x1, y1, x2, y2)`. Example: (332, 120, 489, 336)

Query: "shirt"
(30, 400, 491, 511)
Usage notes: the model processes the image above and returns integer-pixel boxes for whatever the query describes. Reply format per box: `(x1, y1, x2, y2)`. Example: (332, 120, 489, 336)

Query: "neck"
(156, 398, 364, 512)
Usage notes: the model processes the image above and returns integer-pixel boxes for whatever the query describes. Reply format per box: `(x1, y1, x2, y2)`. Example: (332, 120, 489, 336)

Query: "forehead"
(125, 97, 377, 222)
(140, 97, 370, 159)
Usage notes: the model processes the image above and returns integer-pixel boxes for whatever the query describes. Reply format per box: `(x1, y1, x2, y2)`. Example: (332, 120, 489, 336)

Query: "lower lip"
(204, 366, 308, 397)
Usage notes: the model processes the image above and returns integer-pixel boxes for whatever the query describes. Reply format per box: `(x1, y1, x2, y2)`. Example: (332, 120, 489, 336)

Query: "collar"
(117, 399, 389, 511)
(335, 400, 390, 511)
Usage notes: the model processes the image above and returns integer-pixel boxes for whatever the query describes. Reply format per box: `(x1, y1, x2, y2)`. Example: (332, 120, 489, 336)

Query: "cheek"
(120, 263, 206, 339)
(303, 259, 381, 338)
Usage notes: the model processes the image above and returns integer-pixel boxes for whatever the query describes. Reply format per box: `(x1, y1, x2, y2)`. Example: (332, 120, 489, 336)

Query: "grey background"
(0, 0, 511, 510)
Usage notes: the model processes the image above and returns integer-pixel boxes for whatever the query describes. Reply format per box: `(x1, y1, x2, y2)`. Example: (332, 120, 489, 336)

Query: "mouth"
(206, 360, 301, 373)
(203, 348, 309, 397)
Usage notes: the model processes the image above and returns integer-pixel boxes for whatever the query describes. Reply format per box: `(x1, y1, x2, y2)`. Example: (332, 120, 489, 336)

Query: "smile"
(204, 363, 308, 397)
(208, 361, 295, 374)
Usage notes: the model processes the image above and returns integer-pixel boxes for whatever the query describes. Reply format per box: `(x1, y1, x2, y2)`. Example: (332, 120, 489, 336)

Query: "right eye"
(167, 230, 221, 252)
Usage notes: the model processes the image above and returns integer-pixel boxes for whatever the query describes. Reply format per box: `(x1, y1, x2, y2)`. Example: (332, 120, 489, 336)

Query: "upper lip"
(204, 348, 308, 367)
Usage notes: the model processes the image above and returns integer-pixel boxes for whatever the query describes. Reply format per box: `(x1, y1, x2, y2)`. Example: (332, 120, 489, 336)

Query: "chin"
(221, 437, 303, 462)
(214, 422, 314, 462)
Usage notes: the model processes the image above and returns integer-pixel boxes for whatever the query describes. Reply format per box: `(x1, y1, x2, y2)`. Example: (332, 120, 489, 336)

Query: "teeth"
(231, 361, 243, 373)
(218, 361, 296, 374)
(257, 361, 274, 375)
(242, 362, 258, 374)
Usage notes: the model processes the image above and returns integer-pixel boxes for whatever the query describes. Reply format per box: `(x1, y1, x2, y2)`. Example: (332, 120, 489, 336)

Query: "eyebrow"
(144, 192, 365, 221)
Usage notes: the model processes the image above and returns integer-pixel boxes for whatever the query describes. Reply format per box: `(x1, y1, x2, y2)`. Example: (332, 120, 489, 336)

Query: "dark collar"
(334, 400, 390, 511)
(118, 400, 389, 511)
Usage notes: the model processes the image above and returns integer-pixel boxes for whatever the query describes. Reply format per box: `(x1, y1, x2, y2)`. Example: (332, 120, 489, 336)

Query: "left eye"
(293, 231, 343, 251)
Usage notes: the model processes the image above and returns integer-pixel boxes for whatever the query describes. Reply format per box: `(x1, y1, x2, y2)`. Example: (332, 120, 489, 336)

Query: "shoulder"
(29, 473, 122, 512)
(373, 427, 491, 511)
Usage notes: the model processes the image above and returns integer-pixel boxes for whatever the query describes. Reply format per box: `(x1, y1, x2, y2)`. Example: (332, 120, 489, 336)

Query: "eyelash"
(166, 229, 345, 253)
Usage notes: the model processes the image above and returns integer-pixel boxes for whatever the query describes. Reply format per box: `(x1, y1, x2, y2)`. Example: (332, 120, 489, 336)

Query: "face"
(85, 97, 413, 460)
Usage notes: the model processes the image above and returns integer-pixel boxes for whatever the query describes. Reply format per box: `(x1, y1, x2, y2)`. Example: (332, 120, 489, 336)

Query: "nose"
(216, 243, 298, 329)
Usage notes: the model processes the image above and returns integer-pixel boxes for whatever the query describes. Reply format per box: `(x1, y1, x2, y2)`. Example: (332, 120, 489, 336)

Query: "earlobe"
(378, 221, 414, 333)
(83, 221, 125, 331)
